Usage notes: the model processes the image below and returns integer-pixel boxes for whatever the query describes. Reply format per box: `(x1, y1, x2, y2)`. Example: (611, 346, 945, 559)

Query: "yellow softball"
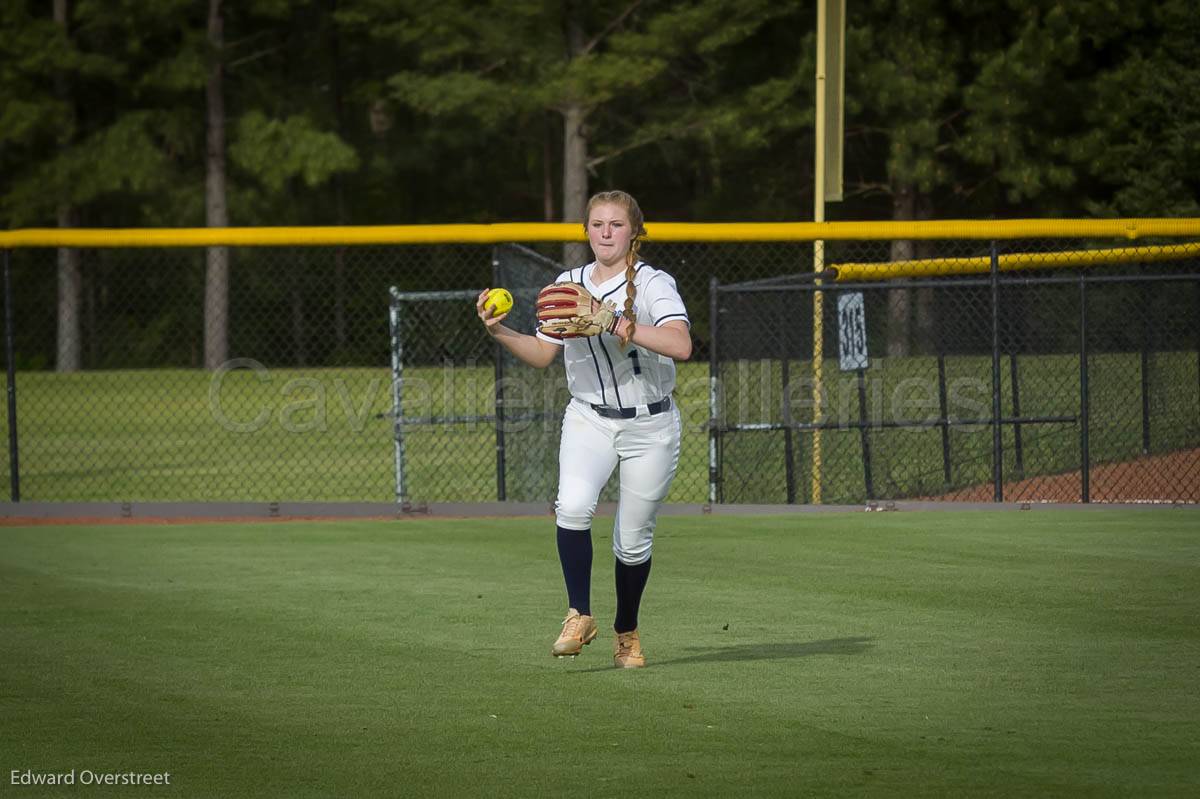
(485, 287, 513, 315)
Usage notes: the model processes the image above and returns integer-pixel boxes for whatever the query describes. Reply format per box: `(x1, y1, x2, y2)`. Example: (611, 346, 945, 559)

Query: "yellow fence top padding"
(833, 241, 1200, 282)
(0, 224, 583, 248)
(2, 218, 1200, 248)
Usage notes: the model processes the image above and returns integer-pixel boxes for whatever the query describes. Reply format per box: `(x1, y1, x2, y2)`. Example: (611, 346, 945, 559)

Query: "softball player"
(477, 190, 691, 668)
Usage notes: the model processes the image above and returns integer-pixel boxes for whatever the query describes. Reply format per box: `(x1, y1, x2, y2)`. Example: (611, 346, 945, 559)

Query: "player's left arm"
(615, 318, 692, 361)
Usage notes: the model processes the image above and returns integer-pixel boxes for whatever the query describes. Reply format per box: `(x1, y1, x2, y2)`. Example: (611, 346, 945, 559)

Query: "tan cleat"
(552, 609, 598, 657)
(613, 630, 646, 669)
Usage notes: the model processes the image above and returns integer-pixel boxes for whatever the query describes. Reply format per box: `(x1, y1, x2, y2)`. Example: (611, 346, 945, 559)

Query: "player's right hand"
(476, 288, 508, 335)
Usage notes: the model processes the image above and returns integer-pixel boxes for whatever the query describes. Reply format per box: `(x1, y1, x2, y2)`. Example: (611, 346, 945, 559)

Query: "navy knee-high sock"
(556, 526, 592, 616)
(614, 557, 652, 634)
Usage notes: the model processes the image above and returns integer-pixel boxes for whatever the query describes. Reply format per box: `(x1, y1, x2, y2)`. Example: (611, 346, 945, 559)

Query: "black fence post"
(491, 254, 506, 502)
(3, 249, 18, 502)
(856, 368, 874, 500)
(936, 354, 951, 488)
(780, 323, 795, 504)
(1140, 274, 1152, 455)
(1079, 273, 1091, 503)
(708, 275, 721, 505)
(1010, 352, 1025, 480)
(989, 241, 1003, 502)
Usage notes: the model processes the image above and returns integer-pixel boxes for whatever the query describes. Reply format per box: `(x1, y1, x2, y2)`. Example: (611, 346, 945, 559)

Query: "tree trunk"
(914, 194, 936, 353)
(561, 104, 589, 267)
(53, 0, 81, 373)
(543, 114, 556, 222)
(560, 9, 589, 267)
(204, 0, 230, 371)
(291, 280, 307, 367)
(332, 248, 346, 357)
(329, 0, 347, 353)
(55, 207, 82, 372)
(86, 259, 97, 366)
(886, 183, 915, 358)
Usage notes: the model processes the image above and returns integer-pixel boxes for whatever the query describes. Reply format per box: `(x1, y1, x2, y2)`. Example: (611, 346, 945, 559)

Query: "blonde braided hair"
(585, 190, 646, 349)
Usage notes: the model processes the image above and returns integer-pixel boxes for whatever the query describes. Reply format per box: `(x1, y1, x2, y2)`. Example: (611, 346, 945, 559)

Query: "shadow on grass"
(569, 637, 874, 673)
(653, 636, 875, 668)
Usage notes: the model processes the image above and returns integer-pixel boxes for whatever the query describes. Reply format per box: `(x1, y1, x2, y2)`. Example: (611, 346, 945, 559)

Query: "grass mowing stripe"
(2, 511, 1198, 797)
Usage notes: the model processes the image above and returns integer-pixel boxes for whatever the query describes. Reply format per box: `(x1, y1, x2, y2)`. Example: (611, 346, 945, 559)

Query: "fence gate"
(388, 244, 623, 504)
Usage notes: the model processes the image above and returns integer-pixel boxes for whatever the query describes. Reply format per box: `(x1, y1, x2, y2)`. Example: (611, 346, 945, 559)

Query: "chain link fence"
(714, 239, 1200, 503)
(3, 232, 1198, 504)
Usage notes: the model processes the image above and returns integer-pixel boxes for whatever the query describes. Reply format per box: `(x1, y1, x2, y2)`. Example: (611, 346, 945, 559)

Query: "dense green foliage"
(4, 2, 1196, 378)
(2, 0, 1196, 228)
(3, 513, 1198, 796)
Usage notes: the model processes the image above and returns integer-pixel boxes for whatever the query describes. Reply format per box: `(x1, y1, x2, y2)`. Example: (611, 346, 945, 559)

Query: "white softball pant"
(555, 398, 682, 565)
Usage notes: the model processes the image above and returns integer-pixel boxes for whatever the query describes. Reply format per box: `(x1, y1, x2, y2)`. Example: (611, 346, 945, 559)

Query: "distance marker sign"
(837, 291, 868, 371)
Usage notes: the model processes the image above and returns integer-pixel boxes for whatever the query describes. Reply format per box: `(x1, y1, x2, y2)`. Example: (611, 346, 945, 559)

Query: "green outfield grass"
(2, 349, 1197, 503)
(2, 511, 1198, 797)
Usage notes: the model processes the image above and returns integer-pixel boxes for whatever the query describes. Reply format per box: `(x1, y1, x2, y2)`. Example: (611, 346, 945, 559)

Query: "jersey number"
(629, 347, 642, 375)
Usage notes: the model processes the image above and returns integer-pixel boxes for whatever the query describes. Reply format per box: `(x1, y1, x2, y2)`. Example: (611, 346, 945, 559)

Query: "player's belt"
(590, 396, 671, 419)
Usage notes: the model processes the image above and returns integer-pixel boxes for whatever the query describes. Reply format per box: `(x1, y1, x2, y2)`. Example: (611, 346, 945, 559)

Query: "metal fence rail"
(3, 225, 1199, 504)
(712, 248, 1200, 504)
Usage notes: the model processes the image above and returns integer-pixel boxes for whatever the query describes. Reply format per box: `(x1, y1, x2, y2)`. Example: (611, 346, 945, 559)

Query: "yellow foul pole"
(811, 0, 845, 505)
(811, 1, 828, 504)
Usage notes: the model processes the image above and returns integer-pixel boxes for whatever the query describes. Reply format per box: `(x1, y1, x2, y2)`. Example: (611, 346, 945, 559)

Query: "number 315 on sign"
(837, 291, 868, 372)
